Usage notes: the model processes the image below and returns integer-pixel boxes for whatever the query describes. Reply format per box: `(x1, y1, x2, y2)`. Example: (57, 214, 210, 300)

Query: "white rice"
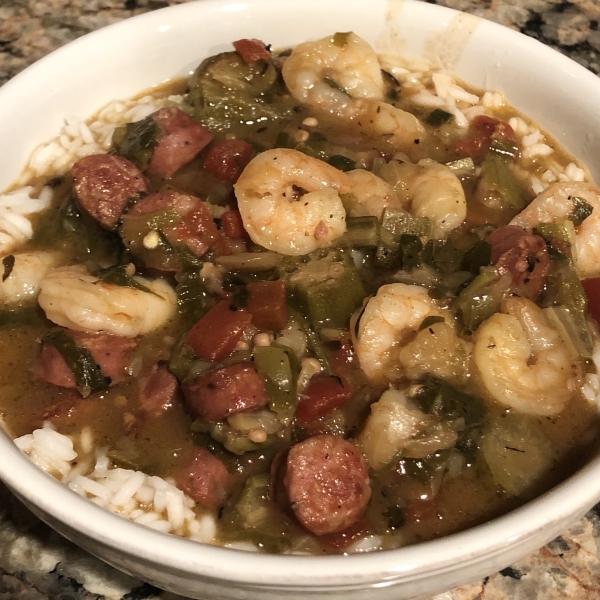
(14, 422, 217, 544)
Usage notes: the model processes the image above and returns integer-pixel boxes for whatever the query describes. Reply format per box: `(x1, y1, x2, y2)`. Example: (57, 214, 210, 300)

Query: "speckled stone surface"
(1, 1, 600, 599)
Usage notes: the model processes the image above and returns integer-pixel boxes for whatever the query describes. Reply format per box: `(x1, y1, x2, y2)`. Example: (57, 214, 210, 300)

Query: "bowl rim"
(1, 0, 600, 589)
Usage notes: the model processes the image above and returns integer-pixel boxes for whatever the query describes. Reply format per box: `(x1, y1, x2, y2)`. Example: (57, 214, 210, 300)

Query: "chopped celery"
(399, 234, 423, 271)
(421, 239, 464, 275)
(488, 138, 519, 160)
(534, 220, 575, 259)
(253, 345, 298, 419)
(338, 216, 379, 248)
(462, 240, 492, 274)
(445, 157, 476, 179)
(479, 154, 528, 212)
(215, 252, 281, 272)
(119, 207, 182, 271)
(168, 338, 200, 382)
(454, 267, 506, 332)
(546, 305, 594, 359)
(287, 308, 332, 375)
(480, 413, 557, 497)
(381, 207, 433, 238)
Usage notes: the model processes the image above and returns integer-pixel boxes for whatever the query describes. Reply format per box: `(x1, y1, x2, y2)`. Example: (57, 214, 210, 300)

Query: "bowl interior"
(0, 0, 600, 595)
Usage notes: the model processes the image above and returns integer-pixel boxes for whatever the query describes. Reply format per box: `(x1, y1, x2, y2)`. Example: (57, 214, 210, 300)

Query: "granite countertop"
(1, 1, 600, 599)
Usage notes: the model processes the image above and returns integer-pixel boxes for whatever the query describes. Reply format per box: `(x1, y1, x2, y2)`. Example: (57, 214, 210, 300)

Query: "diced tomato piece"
(202, 140, 255, 183)
(453, 115, 517, 161)
(246, 280, 288, 331)
(182, 201, 232, 256)
(185, 299, 252, 362)
(327, 337, 355, 381)
(232, 38, 271, 63)
(472, 115, 500, 136)
(582, 278, 600, 325)
(295, 376, 354, 426)
(220, 209, 248, 240)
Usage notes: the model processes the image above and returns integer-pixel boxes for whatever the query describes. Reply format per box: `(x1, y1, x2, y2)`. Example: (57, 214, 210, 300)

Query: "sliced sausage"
(176, 447, 231, 511)
(138, 363, 178, 418)
(125, 190, 230, 258)
(147, 107, 213, 179)
(284, 434, 371, 536)
(182, 363, 269, 422)
(72, 154, 149, 229)
(487, 225, 550, 300)
(32, 329, 135, 390)
(232, 38, 271, 63)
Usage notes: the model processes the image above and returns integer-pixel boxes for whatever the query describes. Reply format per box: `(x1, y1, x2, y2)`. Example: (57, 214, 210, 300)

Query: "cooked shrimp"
(472, 297, 581, 416)
(282, 32, 384, 107)
(234, 148, 351, 255)
(358, 388, 457, 470)
(380, 159, 467, 239)
(351, 283, 454, 383)
(0, 251, 60, 304)
(345, 169, 404, 218)
(509, 181, 600, 278)
(38, 265, 176, 337)
(282, 32, 426, 153)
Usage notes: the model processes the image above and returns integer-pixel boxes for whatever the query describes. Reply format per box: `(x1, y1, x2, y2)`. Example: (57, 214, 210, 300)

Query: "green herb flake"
(92, 264, 156, 295)
(418, 315, 445, 331)
(383, 505, 405, 530)
(327, 155, 356, 172)
(112, 116, 161, 171)
(42, 330, 110, 397)
(2, 255, 15, 282)
(332, 32, 351, 47)
(425, 108, 453, 127)
(569, 196, 594, 226)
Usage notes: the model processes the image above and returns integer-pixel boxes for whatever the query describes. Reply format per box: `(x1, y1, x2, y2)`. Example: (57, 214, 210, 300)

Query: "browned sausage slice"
(138, 363, 178, 418)
(72, 154, 149, 229)
(32, 328, 135, 390)
(147, 107, 213, 179)
(182, 363, 269, 422)
(177, 447, 231, 511)
(284, 434, 371, 536)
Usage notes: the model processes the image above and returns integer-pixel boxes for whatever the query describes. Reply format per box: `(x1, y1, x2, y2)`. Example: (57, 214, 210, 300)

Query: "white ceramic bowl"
(1, 1, 600, 599)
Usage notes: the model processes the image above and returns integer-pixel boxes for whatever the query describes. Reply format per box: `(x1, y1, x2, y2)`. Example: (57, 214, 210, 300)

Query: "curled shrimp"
(38, 265, 176, 337)
(379, 159, 467, 239)
(472, 297, 581, 416)
(357, 387, 458, 470)
(0, 251, 60, 305)
(351, 283, 466, 383)
(282, 32, 426, 153)
(234, 148, 351, 255)
(345, 169, 404, 218)
(509, 181, 600, 278)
